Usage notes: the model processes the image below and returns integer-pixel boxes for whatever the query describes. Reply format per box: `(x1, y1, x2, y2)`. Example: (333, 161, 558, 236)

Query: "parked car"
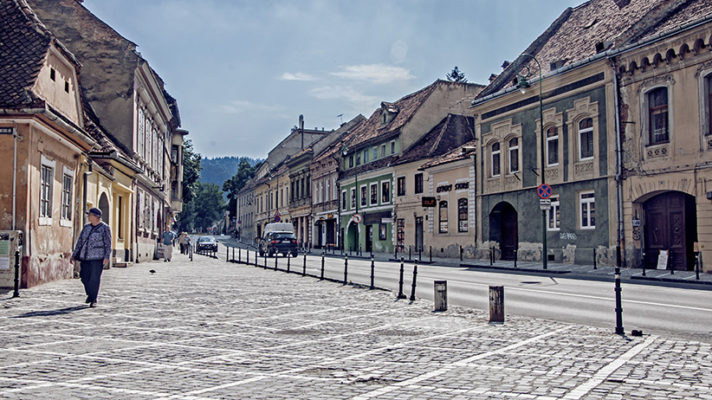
(196, 236, 218, 252)
(259, 231, 298, 257)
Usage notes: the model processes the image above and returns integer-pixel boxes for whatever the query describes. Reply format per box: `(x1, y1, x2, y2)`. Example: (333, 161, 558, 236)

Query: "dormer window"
(380, 102, 399, 126)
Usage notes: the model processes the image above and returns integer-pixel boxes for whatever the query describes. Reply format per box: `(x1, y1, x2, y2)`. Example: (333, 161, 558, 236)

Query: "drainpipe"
(83, 161, 93, 225)
(610, 58, 626, 267)
(11, 124, 18, 231)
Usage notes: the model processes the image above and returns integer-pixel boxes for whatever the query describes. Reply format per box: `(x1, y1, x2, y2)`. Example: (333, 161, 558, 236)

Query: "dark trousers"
(80, 260, 104, 302)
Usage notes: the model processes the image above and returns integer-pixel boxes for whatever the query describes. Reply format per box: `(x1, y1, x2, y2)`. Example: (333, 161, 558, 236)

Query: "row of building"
(0, 0, 186, 287)
(237, 0, 712, 272)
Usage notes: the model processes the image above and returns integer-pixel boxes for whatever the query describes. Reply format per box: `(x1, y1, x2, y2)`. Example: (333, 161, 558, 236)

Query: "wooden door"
(644, 192, 694, 270)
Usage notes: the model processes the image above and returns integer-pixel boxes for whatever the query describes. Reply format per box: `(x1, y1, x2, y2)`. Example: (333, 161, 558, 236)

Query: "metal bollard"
(238, 247, 241, 263)
(302, 253, 306, 276)
(264, 253, 267, 269)
(343, 255, 348, 285)
(397, 257, 406, 299)
(514, 249, 518, 268)
(274, 254, 278, 271)
(429, 246, 432, 263)
(460, 245, 463, 261)
(642, 250, 646, 277)
(287, 253, 291, 273)
(370, 254, 375, 290)
(593, 248, 597, 270)
(409, 263, 418, 302)
(227, 246, 229, 262)
(321, 251, 325, 280)
(614, 245, 624, 335)
(246, 249, 250, 265)
(394, 246, 398, 261)
(418, 247, 422, 262)
(232, 247, 235, 262)
(408, 246, 412, 261)
(13, 249, 20, 298)
(696, 252, 700, 280)
(489, 286, 504, 323)
(434, 280, 447, 312)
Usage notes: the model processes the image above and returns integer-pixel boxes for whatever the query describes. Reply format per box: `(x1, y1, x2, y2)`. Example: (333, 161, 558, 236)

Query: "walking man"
(162, 226, 176, 262)
(70, 207, 111, 308)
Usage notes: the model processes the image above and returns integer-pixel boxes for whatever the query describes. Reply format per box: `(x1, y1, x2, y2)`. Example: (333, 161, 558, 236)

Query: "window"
(397, 176, 406, 196)
(356, 154, 361, 166)
(370, 183, 378, 205)
(578, 118, 594, 160)
(61, 172, 72, 222)
(579, 191, 595, 229)
(547, 195, 560, 231)
(381, 181, 390, 203)
(491, 143, 501, 176)
(707, 75, 712, 136)
(342, 190, 347, 210)
(648, 87, 669, 144)
(50, 68, 55, 81)
(414, 173, 423, 194)
(458, 198, 468, 232)
(373, 147, 378, 160)
(508, 138, 519, 173)
(40, 160, 54, 220)
(138, 109, 144, 158)
(381, 144, 386, 158)
(546, 127, 559, 166)
(349, 156, 354, 168)
(117, 196, 124, 240)
(390, 141, 395, 154)
(350, 188, 356, 209)
(360, 185, 367, 207)
(363, 149, 369, 163)
(439, 201, 448, 233)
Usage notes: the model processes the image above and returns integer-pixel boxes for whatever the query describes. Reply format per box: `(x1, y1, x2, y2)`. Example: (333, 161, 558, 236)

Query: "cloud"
(309, 85, 378, 112)
(279, 72, 316, 81)
(219, 100, 283, 115)
(331, 64, 414, 84)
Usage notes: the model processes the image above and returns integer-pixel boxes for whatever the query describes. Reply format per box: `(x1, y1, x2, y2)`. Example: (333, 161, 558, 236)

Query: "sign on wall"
(422, 197, 436, 207)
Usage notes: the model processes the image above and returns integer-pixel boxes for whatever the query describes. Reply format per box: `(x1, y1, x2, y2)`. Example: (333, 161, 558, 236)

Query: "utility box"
(434, 280, 447, 312)
(489, 285, 504, 324)
(0, 231, 22, 289)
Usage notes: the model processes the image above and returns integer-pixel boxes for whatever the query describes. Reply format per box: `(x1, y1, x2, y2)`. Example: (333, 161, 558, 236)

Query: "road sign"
(537, 184, 552, 199)
(352, 214, 362, 224)
(539, 199, 551, 210)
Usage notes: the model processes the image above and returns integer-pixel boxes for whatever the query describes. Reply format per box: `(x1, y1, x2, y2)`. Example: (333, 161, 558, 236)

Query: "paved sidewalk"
(2, 252, 711, 399)
(225, 238, 712, 287)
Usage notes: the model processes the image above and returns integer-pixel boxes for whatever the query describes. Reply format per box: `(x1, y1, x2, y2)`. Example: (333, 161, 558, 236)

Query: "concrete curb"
(460, 263, 572, 274)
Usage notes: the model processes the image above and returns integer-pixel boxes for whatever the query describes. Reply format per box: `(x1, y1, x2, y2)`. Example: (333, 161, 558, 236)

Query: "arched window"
(508, 138, 519, 173)
(439, 201, 448, 233)
(546, 127, 558, 166)
(458, 198, 468, 232)
(648, 87, 669, 144)
(578, 118, 594, 160)
(491, 143, 501, 177)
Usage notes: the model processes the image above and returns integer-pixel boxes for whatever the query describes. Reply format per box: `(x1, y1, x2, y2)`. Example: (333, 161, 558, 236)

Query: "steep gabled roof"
(477, 0, 674, 99)
(0, 0, 74, 107)
(396, 114, 475, 165)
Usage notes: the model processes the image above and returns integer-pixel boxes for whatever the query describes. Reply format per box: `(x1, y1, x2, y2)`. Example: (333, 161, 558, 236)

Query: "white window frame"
(579, 191, 595, 230)
(381, 180, 391, 204)
(370, 182, 378, 206)
(491, 142, 501, 177)
(508, 138, 519, 174)
(578, 118, 594, 161)
(60, 166, 74, 227)
(39, 155, 55, 225)
(546, 127, 559, 167)
(360, 184, 367, 207)
(547, 195, 560, 231)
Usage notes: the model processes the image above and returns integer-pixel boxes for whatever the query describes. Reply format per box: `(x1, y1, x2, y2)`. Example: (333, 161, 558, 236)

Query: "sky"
(83, 0, 583, 159)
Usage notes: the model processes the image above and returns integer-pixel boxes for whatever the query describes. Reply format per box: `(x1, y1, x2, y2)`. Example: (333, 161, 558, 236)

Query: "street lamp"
(515, 53, 547, 270)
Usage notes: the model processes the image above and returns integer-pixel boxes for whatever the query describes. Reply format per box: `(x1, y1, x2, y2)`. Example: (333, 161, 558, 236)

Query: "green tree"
(222, 158, 259, 219)
(193, 183, 226, 232)
(446, 66, 467, 83)
(182, 140, 202, 204)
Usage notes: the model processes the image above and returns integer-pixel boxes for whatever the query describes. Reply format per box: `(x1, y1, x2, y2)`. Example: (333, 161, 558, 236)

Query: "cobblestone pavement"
(1, 252, 711, 399)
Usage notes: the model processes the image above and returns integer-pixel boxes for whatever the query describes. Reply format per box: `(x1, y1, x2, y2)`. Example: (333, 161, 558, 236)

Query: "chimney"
(489, 73, 498, 83)
(501, 60, 511, 70)
(613, 0, 630, 9)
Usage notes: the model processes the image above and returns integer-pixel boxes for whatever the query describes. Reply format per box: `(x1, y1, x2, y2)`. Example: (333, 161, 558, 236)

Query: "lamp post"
(516, 53, 547, 270)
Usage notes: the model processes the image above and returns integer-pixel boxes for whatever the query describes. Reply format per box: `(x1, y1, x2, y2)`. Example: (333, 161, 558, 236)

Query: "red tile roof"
(396, 114, 475, 165)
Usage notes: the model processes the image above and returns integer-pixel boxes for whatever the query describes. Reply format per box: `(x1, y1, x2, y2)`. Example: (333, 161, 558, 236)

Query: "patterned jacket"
(72, 222, 112, 261)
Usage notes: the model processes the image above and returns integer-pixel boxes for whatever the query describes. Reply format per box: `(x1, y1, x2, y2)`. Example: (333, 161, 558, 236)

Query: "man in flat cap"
(70, 207, 112, 308)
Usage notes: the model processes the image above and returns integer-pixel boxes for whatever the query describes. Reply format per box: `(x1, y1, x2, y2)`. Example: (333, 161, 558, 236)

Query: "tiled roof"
(478, 0, 667, 98)
(420, 140, 477, 170)
(396, 114, 475, 165)
(345, 80, 472, 149)
(636, 0, 712, 41)
(0, 0, 52, 107)
(313, 116, 367, 163)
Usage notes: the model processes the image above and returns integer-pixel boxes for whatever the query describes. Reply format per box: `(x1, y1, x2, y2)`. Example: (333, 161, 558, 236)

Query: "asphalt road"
(216, 239, 712, 343)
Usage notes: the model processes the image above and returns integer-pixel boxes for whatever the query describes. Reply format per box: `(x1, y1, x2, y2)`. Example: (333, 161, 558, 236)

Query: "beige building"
(615, 3, 712, 271)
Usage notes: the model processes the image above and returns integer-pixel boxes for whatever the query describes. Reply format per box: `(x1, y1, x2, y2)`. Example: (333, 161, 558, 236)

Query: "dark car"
(259, 231, 298, 257)
(196, 236, 218, 252)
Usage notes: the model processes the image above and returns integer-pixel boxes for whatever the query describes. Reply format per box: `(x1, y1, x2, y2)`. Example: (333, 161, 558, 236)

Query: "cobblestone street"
(1, 252, 711, 399)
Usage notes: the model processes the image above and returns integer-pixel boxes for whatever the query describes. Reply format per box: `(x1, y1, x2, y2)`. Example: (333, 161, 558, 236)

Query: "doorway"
(489, 202, 518, 260)
(643, 192, 696, 270)
(99, 193, 110, 226)
(415, 217, 424, 252)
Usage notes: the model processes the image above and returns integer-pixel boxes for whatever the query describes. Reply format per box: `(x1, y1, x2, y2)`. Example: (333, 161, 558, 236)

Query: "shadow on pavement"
(11, 306, 87, 318)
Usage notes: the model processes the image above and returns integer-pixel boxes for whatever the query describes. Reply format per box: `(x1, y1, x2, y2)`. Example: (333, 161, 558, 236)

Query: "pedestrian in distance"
(162, 225, 177, 262)
(178, 232, 187, 254)
(70, 207, 111, 308)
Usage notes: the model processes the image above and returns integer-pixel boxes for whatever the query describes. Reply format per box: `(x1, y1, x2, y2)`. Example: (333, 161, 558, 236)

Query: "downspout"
(83, 160, 92, 225)
(610, 58, 626, 267)
(12, 124, 18, 231)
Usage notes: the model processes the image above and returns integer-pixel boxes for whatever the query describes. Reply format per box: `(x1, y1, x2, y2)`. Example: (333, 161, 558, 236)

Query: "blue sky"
(83, 0, 583, 159)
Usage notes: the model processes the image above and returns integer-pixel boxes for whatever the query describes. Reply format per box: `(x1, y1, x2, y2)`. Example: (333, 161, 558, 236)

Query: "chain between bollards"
(370, 254, 375, 290)
(409, 263, 418, 302)
(397, 257, 406, 299)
